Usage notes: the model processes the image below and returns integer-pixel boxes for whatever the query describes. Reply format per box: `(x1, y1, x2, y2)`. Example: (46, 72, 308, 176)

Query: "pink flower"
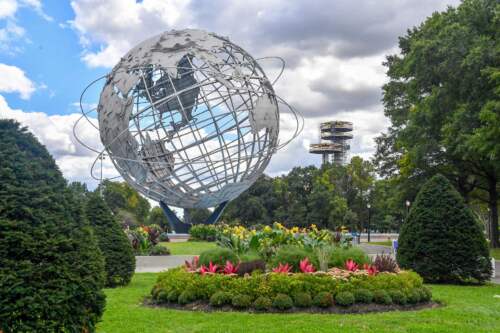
(299, 258, 316, 273)
(345, 259, 359, 272)
(200, 261, 218, 275)
(223, 260, 240, 275)
(363, 264, 379, 276)
(272, 263, 292, 273)
(185, 256, 199, 272)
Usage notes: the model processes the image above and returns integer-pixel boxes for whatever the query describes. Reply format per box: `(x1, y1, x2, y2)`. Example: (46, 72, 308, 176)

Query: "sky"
(0, 0, 461, 190)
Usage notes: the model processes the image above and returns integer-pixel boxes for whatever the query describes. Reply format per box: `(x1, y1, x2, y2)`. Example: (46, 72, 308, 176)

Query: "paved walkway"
(135, 255, 192, 273)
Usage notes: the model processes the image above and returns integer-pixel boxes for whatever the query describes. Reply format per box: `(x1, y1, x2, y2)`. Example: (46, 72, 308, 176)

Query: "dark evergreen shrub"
(335, 291, 355, 307)
(178, 290, 196, 304)
(354, 289, 373, 303)
(0, 120, 105, 332)
(272, 294, 293, 310)
(210, 291, 231, 307)
(270, 245, 318, 272)
(253, 296, 272, 311)
(232, 294, 252, 309)
(199, 248, 238, 266)
(237, 259, 266, 276)
(313, 292, 333, 308)
(397, 174, 491, 283)
(388, 290, 407, 305)
(85, 192, 135, 287)
(293, 292, 313, 308)
(373, 290, 392, 305)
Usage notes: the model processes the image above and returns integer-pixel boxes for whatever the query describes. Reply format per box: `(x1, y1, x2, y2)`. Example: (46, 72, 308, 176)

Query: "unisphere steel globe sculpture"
(75, 29, 302, 232)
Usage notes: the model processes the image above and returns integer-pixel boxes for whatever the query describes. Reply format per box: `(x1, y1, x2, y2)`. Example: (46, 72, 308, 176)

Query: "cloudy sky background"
(0, 0, 461, 190)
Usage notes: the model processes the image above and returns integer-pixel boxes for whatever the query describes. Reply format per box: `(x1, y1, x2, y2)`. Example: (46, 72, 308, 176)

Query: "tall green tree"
(375, 0, 500, 246)
(0, 120, 105, 332)
(85, 192, 135, 287)
(99, 180, 151, 224)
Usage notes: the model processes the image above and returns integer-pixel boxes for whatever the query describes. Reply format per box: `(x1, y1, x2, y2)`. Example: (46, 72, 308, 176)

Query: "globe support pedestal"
(159, 201, 228, 234)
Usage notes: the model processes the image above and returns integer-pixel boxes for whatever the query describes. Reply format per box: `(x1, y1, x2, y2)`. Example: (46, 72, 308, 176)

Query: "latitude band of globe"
(159, 200, 229, 233)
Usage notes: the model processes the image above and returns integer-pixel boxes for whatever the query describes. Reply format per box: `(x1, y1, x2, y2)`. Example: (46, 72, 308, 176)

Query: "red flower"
(345, 259, 359, 272)
(363, 264, 379, 276)
(299, 258, 316, 273)
(272, 263, 292, 273)
(223, 260, 240, 275)
(200, 261, 218, 275)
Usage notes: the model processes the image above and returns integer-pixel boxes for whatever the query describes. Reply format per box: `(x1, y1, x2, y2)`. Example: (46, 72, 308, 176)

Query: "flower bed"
(150, 262, 433, 313)
(126, 224, 170, 256)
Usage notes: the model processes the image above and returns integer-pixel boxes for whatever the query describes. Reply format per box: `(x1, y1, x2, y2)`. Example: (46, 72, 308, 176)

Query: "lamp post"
(405, 200, 411, 216)
(367, 203, 371, 243)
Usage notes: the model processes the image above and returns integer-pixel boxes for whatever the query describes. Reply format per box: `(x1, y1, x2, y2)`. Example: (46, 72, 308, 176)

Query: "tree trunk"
(488, 177, 499, 248)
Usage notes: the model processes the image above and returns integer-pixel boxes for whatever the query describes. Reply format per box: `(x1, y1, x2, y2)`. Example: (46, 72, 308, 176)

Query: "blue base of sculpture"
(159, 201, 228, 233)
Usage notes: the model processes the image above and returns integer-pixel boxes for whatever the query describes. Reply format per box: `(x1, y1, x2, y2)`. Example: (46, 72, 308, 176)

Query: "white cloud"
(0, 94, 119, 187)
(70, 0, 191, 67)
(0, 0, 17, 19)
(0, 63, 35, 99)
(0, 0, 52, 54)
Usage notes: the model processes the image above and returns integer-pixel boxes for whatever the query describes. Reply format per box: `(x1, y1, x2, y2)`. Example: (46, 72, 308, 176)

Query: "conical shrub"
(0, 120, 106, 332)
(397, 174, 491, 283)
(86, 192, 135, 287)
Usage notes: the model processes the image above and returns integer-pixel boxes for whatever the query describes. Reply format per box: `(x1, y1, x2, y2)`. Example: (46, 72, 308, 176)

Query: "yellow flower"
(264, 226, 272, 232)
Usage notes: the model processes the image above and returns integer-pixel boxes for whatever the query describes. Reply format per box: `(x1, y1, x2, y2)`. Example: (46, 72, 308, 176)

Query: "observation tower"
(309, 121, 353, 165)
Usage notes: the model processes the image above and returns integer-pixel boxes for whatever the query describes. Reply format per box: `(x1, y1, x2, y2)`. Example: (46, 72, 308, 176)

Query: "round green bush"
(178, 290, 196, 304)
(0, 120, 106, 333)
(313, 292, 334, 308)
(397, 174, 492, 283)
(85, 192, 135, 287)
(335, 291, 355, 307)
(149, 244, 171, 256)
(253, 296, 272, 311)
(328, 247, 371, 268)
(419, 286, 432, 302)
(159, 232, 170, 242)
(210, 291, 231, 307)
(156, 290, 168, 303)
(354, 289, 373, 303)
(199, 248, 238, 267)
(167, 290, 180, 302)
(273, 294, 294, 310)
(293, 292, 313, 308)
(270, 245, 318, 272)
(407, 289, 421, 304)
(373, 290, 392, 305)
(232, 294, 252, 309)
(388, 290, 407, 305)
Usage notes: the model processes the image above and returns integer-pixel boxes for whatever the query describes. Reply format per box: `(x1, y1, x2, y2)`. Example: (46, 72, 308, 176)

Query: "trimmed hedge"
(152, 268, 430, 311)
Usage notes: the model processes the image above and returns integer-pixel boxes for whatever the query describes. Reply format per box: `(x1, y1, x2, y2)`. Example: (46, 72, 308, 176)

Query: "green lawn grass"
(367, 241, 392, 247)
(491, 248, 500, 260)
(98, 273, 500, 333)
(161, 241, 216, 255)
